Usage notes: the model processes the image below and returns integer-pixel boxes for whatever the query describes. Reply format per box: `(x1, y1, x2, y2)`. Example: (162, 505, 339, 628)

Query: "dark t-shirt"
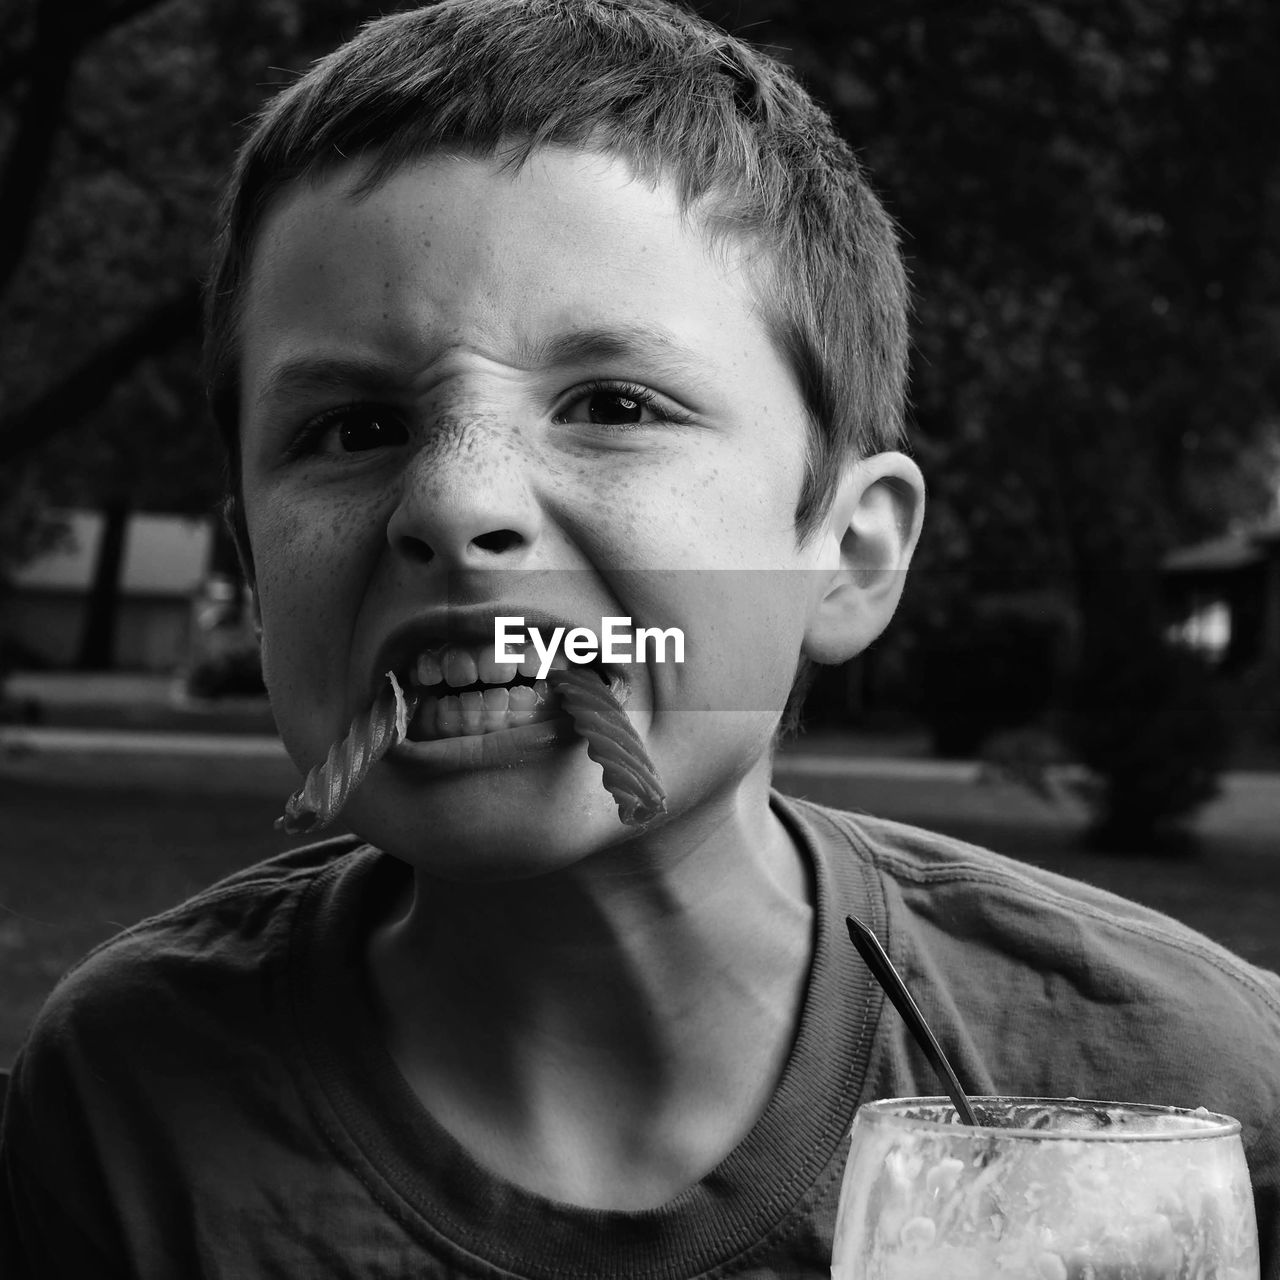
(3, 794, 1280, 1278)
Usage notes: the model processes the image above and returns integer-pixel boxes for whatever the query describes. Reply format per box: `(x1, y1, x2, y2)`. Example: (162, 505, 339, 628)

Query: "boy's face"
(238, 147, 840, 877)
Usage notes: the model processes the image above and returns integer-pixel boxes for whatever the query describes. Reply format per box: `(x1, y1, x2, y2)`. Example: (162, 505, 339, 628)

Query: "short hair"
(204, 0, 910, 554)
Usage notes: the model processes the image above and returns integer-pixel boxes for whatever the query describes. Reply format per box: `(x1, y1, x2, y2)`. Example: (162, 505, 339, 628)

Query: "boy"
(4, 1, 1279, 1275)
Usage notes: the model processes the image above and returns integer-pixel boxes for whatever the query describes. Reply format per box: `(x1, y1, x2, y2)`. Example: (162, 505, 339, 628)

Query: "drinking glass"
(832, 1097, 1258, 1279)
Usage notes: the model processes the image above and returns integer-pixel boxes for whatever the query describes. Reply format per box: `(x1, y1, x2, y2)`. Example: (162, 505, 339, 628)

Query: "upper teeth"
(410, 644, 570, 689)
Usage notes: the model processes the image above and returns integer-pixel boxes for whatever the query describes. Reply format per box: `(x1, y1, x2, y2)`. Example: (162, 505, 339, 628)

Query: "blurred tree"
(712, 0, 1280, 592)
(0, 0, 393, 663)
(1, 0, 206, 464)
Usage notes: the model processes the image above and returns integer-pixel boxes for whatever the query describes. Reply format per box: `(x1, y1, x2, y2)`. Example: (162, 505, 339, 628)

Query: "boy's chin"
(341, 771, 639, 885)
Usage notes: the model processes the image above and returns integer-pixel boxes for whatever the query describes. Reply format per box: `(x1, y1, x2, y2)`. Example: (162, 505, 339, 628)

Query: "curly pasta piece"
(276, 672, 414, 835)
(547, 667, 667, 826)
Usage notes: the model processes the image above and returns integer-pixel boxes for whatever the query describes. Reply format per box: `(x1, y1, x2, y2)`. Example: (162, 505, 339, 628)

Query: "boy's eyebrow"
(521, 324, 703, 378)
(253, 324, 702, 409)
(254, 355, 410, 409)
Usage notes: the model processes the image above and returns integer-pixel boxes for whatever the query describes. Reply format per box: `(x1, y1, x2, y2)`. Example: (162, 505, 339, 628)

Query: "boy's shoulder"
(18, 835, 369, 1065)
(785, 794, 1280, 1146)
(2, 837, 391, 1273)
(782, 792, 1280, 1023)
(81, 834, 364, 961)
(795, 792, 1251, 942)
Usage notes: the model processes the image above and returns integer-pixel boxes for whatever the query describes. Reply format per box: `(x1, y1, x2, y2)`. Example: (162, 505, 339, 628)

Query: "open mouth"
(396, 644, 610, 742)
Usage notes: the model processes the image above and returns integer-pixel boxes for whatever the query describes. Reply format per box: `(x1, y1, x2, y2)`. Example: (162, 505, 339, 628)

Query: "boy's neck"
(365, 782, 815, 1210)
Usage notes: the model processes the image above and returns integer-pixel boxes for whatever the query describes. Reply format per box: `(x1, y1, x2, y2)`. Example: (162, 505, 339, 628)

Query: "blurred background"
(2, 0, 1280, 1060)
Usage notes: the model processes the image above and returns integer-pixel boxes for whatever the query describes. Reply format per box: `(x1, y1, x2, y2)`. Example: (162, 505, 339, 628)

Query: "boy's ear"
(803, 452, 925, 665)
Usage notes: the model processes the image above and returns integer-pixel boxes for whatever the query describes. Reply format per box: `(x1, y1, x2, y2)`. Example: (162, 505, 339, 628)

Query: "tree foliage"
(0, 0, 397, 516)
(717, 0, 1280, 588)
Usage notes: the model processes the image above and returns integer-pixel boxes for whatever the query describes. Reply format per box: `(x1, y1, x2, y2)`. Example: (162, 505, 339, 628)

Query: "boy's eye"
(298, 405, 411, 456)
(583, 390, 647, 425)
(557, 382, 670, 428)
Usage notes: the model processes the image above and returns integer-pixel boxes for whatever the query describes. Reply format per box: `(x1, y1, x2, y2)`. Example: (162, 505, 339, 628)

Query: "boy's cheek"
(540, 456, 654, 564)
(246, 495, 380, 730)
(248, 490, 383, 611)
(256, 603, 362, 776)
(254, 583, 345, 729)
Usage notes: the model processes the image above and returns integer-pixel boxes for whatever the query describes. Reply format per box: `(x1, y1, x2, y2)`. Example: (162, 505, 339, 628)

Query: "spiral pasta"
(276, 672, 414, 835)
(548, 667, 667, 826)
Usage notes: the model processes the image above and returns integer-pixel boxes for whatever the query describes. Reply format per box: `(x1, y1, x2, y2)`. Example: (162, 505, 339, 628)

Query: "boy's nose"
(385, 413, 541, 568)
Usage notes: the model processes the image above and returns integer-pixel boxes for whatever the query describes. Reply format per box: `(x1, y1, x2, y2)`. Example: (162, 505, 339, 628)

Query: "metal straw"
(846, 913, 983, 1127)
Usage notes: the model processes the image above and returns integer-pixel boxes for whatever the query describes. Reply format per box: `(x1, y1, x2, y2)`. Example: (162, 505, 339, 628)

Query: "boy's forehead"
(239, 146, 788, 396)
(246, 144, 764, 312)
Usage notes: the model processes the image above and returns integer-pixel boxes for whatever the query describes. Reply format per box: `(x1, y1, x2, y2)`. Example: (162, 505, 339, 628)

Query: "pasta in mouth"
(275, 672, 415, 836)
(274, 667, 666, 834)
(547, 667, 667, 828)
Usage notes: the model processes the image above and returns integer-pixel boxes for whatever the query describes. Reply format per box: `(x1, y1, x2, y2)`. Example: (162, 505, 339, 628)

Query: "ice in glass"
(832, 1097, 1259, 1279)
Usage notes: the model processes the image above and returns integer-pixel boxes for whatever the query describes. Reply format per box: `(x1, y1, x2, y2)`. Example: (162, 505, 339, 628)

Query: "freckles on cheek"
(551, 457, 680, 563)
(575, 480, 648, 559)
(251, 496, 383, 682)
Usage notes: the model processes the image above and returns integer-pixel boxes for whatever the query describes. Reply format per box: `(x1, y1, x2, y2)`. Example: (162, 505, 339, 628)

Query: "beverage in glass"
(832, 1096, 1258, 1279)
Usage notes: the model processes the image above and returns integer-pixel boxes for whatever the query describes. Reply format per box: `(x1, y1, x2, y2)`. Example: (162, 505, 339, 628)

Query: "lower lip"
(386, 715, 578, 775)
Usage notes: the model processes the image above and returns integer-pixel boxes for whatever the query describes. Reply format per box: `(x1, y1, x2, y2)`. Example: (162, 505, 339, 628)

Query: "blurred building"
(1163, 517, 1280, 671)
(2, 510, 213, 671)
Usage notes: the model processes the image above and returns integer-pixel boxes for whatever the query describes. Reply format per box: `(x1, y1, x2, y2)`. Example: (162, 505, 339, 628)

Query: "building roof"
(9, 510, 212, 596)
(1163, 515, 1280, 575)
(1163, 533, 1266, 574)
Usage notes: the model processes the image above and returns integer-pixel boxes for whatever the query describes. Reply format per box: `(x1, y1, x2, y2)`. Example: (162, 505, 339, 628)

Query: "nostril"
(471, 529, 523, 554)
(398, 533, 435, 564)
